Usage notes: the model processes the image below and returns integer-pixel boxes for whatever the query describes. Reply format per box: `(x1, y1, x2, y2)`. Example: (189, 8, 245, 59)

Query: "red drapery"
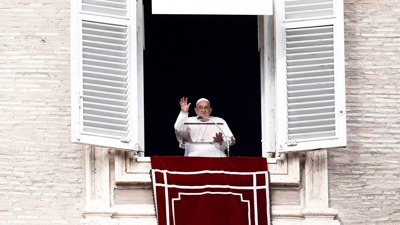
(151, 156, 270, 225)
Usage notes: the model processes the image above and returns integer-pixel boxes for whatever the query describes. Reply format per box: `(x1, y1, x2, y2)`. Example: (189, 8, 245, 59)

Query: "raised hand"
(179, 97, 191, 113)
(213, 132, 223, 143)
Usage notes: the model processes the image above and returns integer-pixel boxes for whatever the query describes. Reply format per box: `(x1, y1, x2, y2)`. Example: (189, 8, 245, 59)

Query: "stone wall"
(0, 1, 86, 224)
(329, 0, 400, 224)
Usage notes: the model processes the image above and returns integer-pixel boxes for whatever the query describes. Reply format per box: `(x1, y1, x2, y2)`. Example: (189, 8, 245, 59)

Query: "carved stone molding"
(81, 146, 339, 224)
(269, 152, 301, 185)
(270, 150, 339, 224)
(81, 146, 156, 224)
(114, 151, 151, 184)
(302, 150, 339, 224)
(81, 146, 117, 224)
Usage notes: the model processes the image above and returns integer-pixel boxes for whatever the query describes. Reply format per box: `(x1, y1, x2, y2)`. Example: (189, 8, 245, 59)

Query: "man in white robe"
(174, 97, 236, 157)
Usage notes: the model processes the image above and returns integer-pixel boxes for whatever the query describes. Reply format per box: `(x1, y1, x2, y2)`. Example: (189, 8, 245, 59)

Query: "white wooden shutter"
(275, 0, 346, 153)
(71, 0, 144, 151)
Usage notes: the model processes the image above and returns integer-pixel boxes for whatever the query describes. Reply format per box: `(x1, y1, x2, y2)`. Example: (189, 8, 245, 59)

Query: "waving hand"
(179, 97, 191, 113)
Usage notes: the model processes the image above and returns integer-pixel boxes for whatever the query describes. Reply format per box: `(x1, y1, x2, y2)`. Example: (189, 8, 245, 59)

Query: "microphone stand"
(197, 116, 231, 157)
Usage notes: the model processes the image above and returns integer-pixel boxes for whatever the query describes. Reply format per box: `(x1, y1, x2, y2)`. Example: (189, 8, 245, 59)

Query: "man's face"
(194, 101, 212, 118)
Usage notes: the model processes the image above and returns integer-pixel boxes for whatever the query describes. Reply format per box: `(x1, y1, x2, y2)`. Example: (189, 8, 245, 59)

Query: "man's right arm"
(174, 111, 190, 149)
(174, 111, 189, 132)
(175, 97, 192, 149)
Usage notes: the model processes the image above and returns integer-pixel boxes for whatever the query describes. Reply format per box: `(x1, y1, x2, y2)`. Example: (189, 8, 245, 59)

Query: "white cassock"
(174, 111, 236, 157)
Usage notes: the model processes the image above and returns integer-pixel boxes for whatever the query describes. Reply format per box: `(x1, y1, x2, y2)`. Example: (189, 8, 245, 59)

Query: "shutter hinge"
(120, 136, 131, 143)
(287, 140, 297, 146)
(78, 93, 83, 108)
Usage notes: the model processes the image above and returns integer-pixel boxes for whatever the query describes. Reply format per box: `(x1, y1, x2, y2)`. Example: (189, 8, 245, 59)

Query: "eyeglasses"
(197, 106, 210, 110)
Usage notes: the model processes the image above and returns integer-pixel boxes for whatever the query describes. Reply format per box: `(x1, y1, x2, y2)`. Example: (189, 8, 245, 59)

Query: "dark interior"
(143, 0, 262, 157)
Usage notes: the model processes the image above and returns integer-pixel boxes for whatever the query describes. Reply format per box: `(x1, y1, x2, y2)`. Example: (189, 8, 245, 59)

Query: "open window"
(71, 0, 346, 156)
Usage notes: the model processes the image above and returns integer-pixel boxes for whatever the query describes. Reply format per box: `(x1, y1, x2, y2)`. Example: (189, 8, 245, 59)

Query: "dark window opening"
(143, 1, 262, 157)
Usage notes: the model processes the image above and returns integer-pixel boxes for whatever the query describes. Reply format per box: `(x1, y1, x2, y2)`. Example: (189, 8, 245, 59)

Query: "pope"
(174, 97, 236, 157)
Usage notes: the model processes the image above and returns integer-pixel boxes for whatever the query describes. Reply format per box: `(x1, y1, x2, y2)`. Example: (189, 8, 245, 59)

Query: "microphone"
(196, 116, 231, 157)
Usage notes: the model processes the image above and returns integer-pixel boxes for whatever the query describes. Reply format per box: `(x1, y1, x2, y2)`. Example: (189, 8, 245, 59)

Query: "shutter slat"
(83, 101, 128, 113)
(285, 10, 333, 20)
(288, 75, 334, 85)
(83, 108, 127, 119)
(83, 46, 127, 57)
(287, 94, 334, 104)
(83, 66, 126, 76)
(288, 99, 334, 110)
(83, 25, 128, 38)
(288, 57, 334, 67)
(83, 83, 127, 94)
(82, 0, 128, 18)
(286, 3, 333, 13)
(287, 46, 334, 55)
(284, 0, 333, 20)
(84, 71, 127, 82)
(84, 90, 127, 102)
(83, 77, 127, 88)
(289, 124, 335, 134)
(285, 0, 333, 6)
(83, 40, 127, 51)
(83, 34, 127, 46)
(84, 114, 128, 125)
(84, 96, 128, 107)
(288, 106, 335, 116)
(288, 81, 334, 91)
(289, 131, 336, 140)
(288, 87, 335, 97)
(289, 118, 334, 128)
(83, 52, 126, 63)
(287, 63, 334, 73)
(83, 58, 127, 70)
(83, 127, 127, 138)
(288, 69, 334, 79)
(288, 111, 335, 122)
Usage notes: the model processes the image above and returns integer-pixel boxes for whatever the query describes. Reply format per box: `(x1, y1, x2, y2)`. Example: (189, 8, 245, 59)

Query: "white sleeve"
(220, 118, 236, 151)
(174, 111, 189, 149)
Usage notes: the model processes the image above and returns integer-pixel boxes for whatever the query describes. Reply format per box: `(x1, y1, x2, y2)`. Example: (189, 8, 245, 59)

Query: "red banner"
(151, 156, 270, 225)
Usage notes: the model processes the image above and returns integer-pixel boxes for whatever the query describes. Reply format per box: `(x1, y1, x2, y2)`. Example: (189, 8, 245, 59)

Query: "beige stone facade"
(1, 1, 400, 224)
